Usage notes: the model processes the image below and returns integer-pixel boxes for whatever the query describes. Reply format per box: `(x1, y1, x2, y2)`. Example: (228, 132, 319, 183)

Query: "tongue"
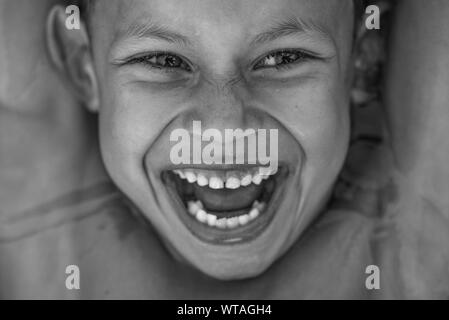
(193, 183, 263, 212)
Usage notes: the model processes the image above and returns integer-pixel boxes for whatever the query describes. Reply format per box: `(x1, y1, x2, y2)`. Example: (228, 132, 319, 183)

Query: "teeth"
(174, 170, 186, 179)
(259, 167, 275, 180)
(216, 218, 227, 229)
(196, 174, 209, 187)
(253, 200, 265, 212)
(174, 166, 278, 189)
(225, 176, 241, 189)
(196, 209, 207, 223)
(209, 176, 224, 189)
(187, 201, 201, 215)
(252, 173, 263, 185)
(185, 200, 265, 230)
(249, 208, 260, 220)
(238, 214, 250, 226)
(226, 217, 239, 229)
(206, 214, 217, 227)
(185, 171, 197, 183)
(240, 174, 252, 187)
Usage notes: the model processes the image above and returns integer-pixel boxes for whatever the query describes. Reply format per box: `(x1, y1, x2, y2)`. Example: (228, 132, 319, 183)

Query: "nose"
(182, 75, 250, 133)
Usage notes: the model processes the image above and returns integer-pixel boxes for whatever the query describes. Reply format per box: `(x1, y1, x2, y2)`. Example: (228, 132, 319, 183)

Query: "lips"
(161, 166, 288, 245)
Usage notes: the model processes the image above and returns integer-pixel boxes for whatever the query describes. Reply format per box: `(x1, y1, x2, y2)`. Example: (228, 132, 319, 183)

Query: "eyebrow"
(250, 17, 334, 46)
(115, 16, 333, 49)
(117, 18, 191, 46)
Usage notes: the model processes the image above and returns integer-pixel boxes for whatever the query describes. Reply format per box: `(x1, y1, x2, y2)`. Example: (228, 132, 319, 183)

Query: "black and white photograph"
(0, 0, 449, 303)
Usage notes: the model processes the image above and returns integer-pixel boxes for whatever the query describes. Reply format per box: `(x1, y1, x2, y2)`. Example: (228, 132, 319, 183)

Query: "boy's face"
(89, 0, 353, 279)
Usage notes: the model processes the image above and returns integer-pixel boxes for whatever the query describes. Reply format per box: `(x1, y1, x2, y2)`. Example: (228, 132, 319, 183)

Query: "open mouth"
(161, 166, 289, 245)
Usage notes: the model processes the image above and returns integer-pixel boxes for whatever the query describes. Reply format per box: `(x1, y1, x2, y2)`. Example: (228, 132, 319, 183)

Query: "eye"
(253, 50, 315, 71)
(128, 52, 192, 72)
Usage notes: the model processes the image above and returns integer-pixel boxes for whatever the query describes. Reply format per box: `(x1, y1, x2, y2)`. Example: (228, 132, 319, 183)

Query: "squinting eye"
(253, 50, 313, 70)
(128, 53, 192, 72)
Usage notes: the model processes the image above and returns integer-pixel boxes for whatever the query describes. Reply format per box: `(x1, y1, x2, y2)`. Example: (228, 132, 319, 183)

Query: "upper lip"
(165, 164, 263, 172)
(162, 162, 287, 173)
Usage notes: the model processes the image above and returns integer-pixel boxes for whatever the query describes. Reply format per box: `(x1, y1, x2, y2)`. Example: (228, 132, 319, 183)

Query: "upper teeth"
(187, 199, 266, 229)
(173, 167, 276, 190)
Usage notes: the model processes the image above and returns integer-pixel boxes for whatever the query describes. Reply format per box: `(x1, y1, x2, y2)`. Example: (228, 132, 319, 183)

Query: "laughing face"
(79, 0, 354, 279)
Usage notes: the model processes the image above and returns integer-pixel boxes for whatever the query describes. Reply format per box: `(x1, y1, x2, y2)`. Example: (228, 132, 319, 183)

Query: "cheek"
(98, 84, 163, 187)
(299, 95, 349, 168)
(97, 79, 191, 191)
(256, 78, 350, 166)
(302, 99, 349, 173)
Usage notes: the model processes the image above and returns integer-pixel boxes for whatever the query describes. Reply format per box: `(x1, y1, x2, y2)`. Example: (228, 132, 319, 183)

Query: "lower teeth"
(187, 199, 266, 229)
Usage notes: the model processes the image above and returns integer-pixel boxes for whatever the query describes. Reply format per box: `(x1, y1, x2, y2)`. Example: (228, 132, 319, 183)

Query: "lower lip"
(162, 167, 289, 245)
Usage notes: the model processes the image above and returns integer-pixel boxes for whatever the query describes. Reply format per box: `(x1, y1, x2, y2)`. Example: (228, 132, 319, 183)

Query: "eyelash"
(253, 50, 317, 71)
(127, 52, 192, 72)
(126, 49, 316, 72)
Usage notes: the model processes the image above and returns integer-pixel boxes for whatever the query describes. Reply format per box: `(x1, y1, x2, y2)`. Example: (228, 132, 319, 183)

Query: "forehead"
(91, 0, 353, 46)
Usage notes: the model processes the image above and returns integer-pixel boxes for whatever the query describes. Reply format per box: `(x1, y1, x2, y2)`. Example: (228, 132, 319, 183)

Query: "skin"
(0, 0, 109, 298)
(381, 0, 449, 298)
(76, 0, 354, 280)
(0, 0, 108, 217)
(0, 0, 448, 299)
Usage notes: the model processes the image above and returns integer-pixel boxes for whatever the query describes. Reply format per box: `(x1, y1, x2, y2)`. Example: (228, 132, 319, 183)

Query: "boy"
(2, 0, 449, 299)
(54, 0, 358, 282)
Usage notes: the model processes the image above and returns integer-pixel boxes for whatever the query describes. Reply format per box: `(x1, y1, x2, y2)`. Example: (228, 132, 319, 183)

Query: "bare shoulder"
(318, 0, 449, 298)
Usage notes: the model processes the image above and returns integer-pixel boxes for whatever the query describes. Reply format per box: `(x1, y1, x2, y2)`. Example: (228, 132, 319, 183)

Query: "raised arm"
(382, 0, 449, 299)
(385, 0, 449, 213)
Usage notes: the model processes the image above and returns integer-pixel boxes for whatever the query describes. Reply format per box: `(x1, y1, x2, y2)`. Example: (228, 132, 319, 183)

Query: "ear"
(46, 5, 99, 112)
